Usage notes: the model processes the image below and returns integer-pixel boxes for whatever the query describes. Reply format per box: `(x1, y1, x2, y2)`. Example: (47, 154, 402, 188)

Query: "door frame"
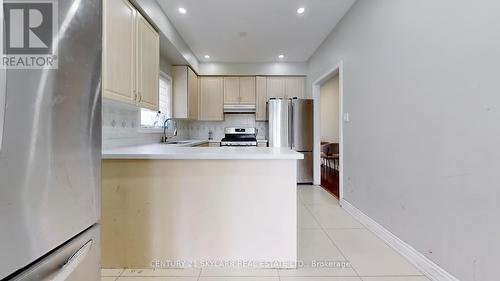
(312, 61, 344, 201)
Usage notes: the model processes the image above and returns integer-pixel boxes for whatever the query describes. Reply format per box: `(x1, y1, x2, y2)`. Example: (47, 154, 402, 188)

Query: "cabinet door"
(200, 77, 224, 121)
(267, 77, 286, 99)
(224, 77, 240, 104)
(255, 76, 267, 121)
(102, 0, 136, 104)
(188, 67, 198, 120)
(136, 13, 159, 111)
(172, 66, 188, 118)
(239, 77, 256, 104)
(285, 77, 305, 99)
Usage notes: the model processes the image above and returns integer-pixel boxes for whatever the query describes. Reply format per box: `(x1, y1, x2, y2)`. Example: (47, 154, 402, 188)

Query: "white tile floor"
(102, 185, 430, 281)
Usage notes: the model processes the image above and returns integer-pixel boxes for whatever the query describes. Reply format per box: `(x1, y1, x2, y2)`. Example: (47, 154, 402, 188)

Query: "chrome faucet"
(162, 118, 177, 143)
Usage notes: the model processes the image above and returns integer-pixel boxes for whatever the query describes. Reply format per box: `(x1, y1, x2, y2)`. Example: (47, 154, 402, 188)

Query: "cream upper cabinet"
(136, 13, 159, 111)
(239, 77, 256, 104)
(224, 77, 256, 105)
(255, 76, 267, 121)
(199, 77, 224, 121)
(172, 66, 198, 119)
(188, 68, 199, 120)
(224, 77, 240, 104)
(267, 77, 305, 99)
(102, 0, 136, 104)
(103, 0, 159, 110)
(266, 77, 286, 99)
(285, 77, 305, 99)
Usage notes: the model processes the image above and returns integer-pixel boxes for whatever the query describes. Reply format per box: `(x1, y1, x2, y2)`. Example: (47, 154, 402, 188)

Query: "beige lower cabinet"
(256, 76, 267, 121)
(172, 66, 198, 119)
(199, 77, 224, 121)
(101, 158, 297, 268)
(103, 0, 160, 111)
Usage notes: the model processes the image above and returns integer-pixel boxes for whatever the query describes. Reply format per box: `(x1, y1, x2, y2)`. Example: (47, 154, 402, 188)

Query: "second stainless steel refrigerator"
(269, 98, 314, 183)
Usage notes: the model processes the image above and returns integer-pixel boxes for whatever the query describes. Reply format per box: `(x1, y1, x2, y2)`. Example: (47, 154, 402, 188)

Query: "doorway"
(312, 61, 344, 201)
(319, 74, 340, 197)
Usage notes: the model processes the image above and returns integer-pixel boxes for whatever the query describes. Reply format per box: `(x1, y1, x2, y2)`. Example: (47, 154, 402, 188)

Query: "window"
(140, 73, 172, 129)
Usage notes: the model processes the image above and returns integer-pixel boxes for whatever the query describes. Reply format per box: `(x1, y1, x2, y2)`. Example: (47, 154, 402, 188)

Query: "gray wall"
(307, 1, 500, 280)
(199, 62, 308, 76)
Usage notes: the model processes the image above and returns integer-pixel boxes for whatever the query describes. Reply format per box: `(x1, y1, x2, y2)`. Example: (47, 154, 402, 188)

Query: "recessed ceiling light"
(204, 55, 210, 59)
(297, 7, 305, 14)
(278, 54, 285, 59)
(178, 7, 187, 14)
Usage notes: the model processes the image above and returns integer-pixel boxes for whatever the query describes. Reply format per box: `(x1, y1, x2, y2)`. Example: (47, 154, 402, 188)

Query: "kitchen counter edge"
(102, 144, 304, 160)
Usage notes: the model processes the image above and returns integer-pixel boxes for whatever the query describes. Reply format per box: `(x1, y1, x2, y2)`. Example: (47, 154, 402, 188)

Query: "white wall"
(320, 75, 340, 143)
(134, 0, 200, 72)
(198, 62, 307, 76)
(307, 1, 500, 280)
(160, 57, 172, 76)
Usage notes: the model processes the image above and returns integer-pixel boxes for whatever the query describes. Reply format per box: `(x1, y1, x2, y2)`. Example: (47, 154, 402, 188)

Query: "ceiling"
(157, 0, 356, 63)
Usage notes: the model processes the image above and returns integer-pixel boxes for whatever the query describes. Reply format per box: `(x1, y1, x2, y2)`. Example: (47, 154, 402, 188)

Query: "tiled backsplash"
(102, 99, 163, 149)
(102, 99, 268, 148)
(179, 114, 268, 140)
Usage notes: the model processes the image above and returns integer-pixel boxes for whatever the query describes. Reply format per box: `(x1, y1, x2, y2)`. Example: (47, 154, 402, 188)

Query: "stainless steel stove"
(220, 128, 258, 147)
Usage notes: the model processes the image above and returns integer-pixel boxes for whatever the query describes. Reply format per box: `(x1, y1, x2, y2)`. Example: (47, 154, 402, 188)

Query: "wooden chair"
(320, 143, 329, 167)
(322, 143, 339, 170)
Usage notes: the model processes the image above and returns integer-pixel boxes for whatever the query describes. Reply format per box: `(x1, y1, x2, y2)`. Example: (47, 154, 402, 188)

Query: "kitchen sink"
(163, 140, 193, 145)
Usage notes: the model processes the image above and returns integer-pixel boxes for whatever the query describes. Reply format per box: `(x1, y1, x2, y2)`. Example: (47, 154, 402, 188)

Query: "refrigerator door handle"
(290, 101, 294, 149)
(0, 67, 6, 152)
(50, 240, 93, 281)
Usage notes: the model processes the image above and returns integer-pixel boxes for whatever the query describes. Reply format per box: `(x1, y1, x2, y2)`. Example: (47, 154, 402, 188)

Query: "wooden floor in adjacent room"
(321, 164, 339, 198)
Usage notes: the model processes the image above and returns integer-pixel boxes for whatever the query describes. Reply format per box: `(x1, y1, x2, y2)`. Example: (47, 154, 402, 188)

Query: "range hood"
(223, 104, 256, 113)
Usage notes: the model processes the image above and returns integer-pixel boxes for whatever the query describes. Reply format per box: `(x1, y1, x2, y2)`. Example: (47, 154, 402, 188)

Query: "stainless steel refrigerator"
(0, 0, 102, 280)
(269, 98, 314, 183)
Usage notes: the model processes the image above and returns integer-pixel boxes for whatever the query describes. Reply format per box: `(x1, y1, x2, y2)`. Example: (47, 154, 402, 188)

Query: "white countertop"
(207, 139, 268, 143)
(102, 143, 304, 160)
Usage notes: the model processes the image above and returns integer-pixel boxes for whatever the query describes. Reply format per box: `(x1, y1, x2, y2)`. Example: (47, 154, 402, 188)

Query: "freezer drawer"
(10, 224, 100, 281)
(297, 152, 313, 183)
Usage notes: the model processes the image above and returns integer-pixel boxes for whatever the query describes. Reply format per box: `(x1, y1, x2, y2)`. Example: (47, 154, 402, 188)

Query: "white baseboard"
(341, 199, 459, 281)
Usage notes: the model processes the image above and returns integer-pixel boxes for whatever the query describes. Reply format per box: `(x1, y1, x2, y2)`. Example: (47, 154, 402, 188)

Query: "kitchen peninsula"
(101, 145, 303, 269)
